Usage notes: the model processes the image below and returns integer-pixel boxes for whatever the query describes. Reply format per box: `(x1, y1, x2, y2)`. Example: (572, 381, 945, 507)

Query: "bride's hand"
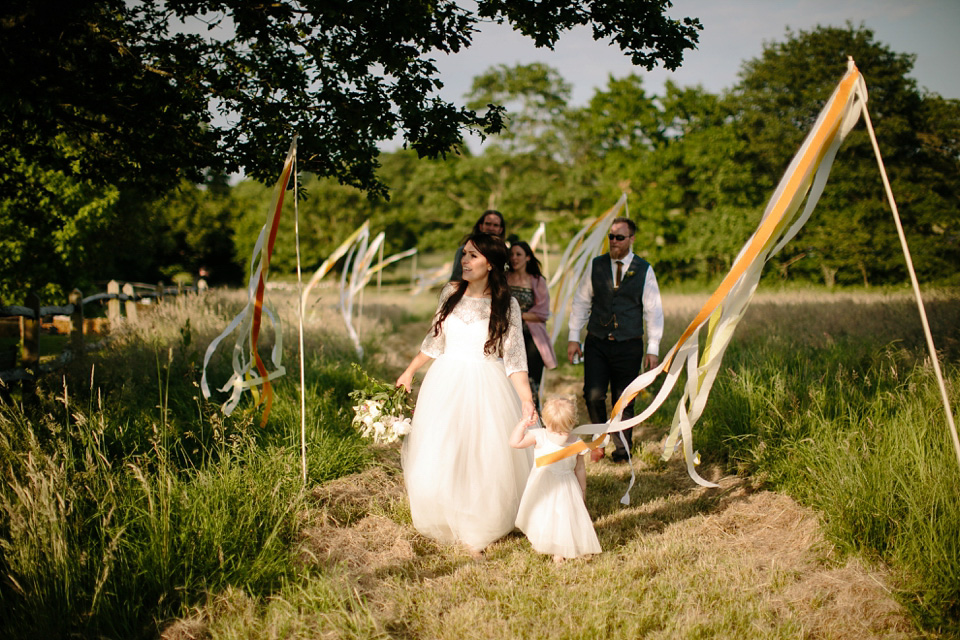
(396, 372, 413, 392)
(521, 400, 537, 425)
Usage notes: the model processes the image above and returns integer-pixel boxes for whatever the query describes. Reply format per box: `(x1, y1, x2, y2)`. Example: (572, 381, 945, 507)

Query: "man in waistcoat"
(566, 217, 664, 462)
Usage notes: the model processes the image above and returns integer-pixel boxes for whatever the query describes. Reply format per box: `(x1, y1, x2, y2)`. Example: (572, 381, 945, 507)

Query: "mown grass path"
(295, 426, 911, 638)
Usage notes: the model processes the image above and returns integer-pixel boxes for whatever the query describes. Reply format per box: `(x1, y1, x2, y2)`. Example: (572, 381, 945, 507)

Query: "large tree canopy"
(1, 0, 701, 198)
(727, 24, 960, 285)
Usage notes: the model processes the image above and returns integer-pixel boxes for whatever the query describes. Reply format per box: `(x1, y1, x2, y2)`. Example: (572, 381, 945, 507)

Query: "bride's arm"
(503, 297, 537, 421)
(396, 352, 433, 392)
(508, 371, 537, 423)
(397, 284, 452, 391)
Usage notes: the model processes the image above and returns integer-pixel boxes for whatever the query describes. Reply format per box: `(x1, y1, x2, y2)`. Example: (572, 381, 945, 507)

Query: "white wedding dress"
(402, 284, 533, 551)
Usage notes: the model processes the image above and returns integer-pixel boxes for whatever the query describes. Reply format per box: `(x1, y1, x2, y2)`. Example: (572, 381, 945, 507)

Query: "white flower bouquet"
(349, 367, 412, 445)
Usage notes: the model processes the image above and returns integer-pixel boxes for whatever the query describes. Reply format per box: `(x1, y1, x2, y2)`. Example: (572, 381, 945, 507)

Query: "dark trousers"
(523, 328, 544, 413)
(583, 334, 644, 454)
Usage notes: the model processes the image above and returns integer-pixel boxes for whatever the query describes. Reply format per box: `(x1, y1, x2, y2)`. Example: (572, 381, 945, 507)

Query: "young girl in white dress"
(510, 396, 602, 563)
(396, 233, 537, 557)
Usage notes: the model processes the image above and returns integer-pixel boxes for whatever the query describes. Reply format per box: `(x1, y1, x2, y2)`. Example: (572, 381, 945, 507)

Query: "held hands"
(567, 341, 582, 364)
(521, 399, 538, 427)
(509, 405, 539, 449)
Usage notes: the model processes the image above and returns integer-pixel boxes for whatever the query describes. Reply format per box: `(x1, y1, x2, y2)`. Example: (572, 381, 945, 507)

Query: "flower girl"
(509, 396, 602, 563)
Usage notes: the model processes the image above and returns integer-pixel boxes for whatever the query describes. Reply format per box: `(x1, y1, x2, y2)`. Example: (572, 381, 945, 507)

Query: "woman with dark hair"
(506, 241, 557, 411)
(449, 210, 506, 281)
(397, 232, 535, 556)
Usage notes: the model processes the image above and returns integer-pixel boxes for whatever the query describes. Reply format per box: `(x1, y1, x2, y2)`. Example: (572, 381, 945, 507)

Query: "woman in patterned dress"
(506, 241, 557, 413)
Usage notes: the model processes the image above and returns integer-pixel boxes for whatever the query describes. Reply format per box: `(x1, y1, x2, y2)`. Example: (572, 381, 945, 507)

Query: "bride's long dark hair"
(432, 233, 511, 356)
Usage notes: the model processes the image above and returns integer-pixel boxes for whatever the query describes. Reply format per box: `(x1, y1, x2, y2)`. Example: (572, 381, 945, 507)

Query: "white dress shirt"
(567, 250, 664, 356)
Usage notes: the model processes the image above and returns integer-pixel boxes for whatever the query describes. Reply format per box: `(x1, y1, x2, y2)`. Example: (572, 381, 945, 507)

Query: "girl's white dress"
(402, 284, 533, 551)
(515, 429, 602, 558)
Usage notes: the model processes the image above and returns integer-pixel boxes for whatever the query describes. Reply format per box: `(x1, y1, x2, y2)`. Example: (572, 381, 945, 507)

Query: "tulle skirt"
(401, 355, 533, 551)
(515, 466, 602, 559)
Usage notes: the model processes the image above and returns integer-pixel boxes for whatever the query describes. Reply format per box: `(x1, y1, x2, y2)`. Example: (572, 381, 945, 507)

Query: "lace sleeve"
(420, 283, 454, 358)
(503, 296, 528, 376)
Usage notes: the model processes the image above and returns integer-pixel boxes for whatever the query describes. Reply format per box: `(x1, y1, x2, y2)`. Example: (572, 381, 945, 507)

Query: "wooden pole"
(292, 154, 307, 485)
(122, 283, 138, 322)
(863, 104, 960, 470)
(411, 252, 418, 291)
(107, 280, 120, 323)
(377, 241, 384, 325)
(20, 293, 40, 370)
(20, 292, 40, 399)
(69, 289, 84, 354)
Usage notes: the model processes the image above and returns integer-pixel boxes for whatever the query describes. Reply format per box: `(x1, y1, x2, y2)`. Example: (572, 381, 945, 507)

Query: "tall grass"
(691, 292, 960, 632)
(0, 289, 384, 638)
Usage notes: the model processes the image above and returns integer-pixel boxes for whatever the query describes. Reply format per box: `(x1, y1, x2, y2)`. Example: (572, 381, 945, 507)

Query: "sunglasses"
(608, 233, 632, 242)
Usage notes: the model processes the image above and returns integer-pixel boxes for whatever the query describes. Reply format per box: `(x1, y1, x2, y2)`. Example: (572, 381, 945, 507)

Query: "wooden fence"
(0, 279, 207, 391)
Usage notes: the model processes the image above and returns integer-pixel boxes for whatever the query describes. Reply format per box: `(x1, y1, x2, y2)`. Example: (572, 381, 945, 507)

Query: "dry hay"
(300, 457, 419, 584)
(688, 491, 912, 639)
(160, 616, 210, 640)
(309, 452, 405, 525)
(300, 514, 417, 584)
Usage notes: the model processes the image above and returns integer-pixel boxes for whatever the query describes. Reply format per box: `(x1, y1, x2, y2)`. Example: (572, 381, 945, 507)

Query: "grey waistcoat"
(586, 254, 649, 341)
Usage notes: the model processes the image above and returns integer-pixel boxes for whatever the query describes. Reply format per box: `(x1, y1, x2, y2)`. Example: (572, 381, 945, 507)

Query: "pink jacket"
(525, 275, 558, 369)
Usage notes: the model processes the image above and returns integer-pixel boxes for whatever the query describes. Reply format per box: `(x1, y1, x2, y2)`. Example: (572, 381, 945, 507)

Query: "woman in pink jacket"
(506, 241, 558, 411)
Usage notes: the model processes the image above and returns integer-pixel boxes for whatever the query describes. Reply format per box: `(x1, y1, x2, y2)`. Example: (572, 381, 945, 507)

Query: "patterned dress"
(509, 285, 544, 411)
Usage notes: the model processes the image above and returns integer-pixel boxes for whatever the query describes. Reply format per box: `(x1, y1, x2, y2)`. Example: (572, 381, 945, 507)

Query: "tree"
(726, 24, 960, 286)
(466, 63, 572, 155)
(0, 1, 701, 301)
(2, 1, 702, 199)
(0, 153, 121, 302)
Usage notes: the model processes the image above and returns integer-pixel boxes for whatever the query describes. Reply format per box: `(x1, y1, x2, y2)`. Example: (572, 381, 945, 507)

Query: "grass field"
(0, 285, 957, 638)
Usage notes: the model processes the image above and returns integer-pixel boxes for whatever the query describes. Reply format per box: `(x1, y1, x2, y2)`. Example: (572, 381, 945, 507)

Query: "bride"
(396, 232, 536, 555)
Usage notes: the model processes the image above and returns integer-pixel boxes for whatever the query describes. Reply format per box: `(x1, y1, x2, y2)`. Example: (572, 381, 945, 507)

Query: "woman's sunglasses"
(608, 233, 631, 241)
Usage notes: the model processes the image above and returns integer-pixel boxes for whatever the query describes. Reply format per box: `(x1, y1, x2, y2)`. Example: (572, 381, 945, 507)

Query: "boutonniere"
(625, 270, 635, 278)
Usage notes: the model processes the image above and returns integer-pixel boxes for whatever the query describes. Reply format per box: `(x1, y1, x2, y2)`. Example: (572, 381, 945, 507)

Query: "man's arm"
(642, 265, 664, 370)
(566, 261, 594, 363)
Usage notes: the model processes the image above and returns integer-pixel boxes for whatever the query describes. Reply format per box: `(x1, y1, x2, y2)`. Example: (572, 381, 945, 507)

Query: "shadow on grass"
(586, 457, 752, 551)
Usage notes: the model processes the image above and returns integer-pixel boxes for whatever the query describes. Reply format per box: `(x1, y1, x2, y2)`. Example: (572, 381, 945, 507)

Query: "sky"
(426, 0, 960, 117)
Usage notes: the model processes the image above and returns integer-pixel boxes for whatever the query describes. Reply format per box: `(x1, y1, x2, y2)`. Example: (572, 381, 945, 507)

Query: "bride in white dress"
(396, 233, 537, 555)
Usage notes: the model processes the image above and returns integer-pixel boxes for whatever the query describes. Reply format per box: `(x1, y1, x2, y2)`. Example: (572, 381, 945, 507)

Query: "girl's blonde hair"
(541, 396, 578, 434)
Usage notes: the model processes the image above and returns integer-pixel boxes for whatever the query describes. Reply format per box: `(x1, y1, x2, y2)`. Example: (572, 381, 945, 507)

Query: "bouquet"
(348, 365, 412, 445)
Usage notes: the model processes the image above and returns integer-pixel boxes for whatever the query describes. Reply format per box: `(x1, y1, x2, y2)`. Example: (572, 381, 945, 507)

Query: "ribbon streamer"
(540, 61, 869, 494)
(302, 220, 417, 358)
(201, 137, 298, 426)
(547, 193, 628, 350)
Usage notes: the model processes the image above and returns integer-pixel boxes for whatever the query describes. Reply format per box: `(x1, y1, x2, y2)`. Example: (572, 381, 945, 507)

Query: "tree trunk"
(820, 264, 837, 289)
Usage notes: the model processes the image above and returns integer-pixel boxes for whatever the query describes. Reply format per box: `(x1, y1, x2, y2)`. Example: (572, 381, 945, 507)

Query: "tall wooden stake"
(862, 105, 960, 470)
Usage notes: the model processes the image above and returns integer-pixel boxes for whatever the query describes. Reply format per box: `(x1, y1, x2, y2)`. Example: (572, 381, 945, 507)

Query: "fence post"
(20, 293, 40, 399)
(20, 293, 40, 370)
(107, 280, 120, 322)
(156, 281, 165, 303)
(122, 283, 138, 322)
(69, 289, 84, 354)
